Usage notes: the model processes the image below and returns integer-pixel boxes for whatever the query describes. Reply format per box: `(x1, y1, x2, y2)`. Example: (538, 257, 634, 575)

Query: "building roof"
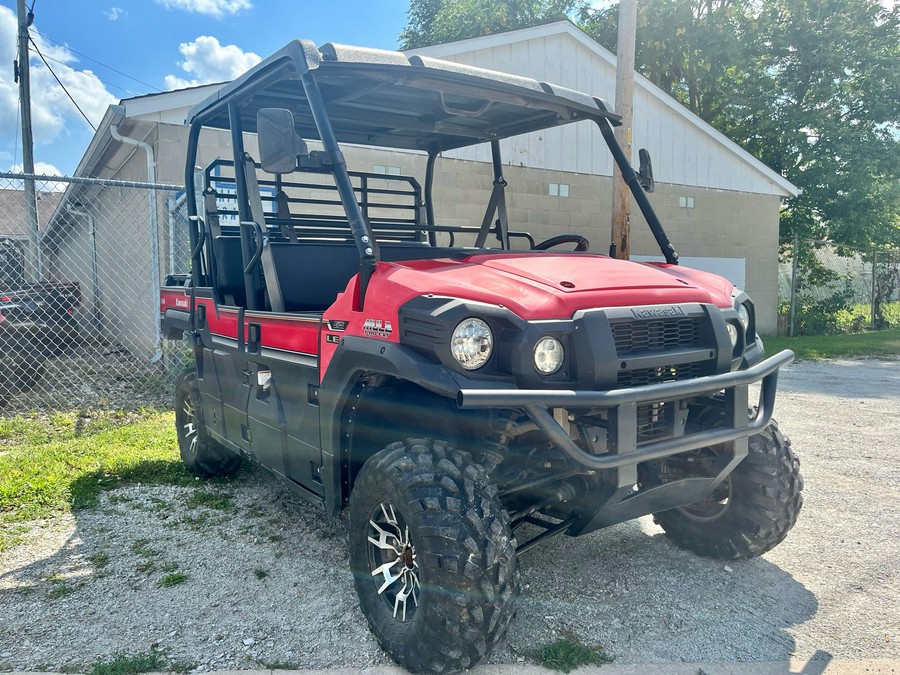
(0, 188, 63, 238)
(408, 20, 798, 197)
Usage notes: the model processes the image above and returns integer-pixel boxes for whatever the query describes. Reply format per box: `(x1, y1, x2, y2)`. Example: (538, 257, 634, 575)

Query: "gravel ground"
(0, 357, 898, 671)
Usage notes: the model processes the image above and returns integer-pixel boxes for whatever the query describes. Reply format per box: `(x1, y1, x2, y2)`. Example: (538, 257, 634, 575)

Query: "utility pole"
(610, 0, 636, 260)
(16, 0, 43, 282)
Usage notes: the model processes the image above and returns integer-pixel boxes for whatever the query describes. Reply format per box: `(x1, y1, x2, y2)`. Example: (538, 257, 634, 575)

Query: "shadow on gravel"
(1, 462, 817, 671)
(504, 517, 818, 666)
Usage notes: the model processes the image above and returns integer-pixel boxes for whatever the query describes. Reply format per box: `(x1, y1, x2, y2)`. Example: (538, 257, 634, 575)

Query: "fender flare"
(318, 336, 463, 513)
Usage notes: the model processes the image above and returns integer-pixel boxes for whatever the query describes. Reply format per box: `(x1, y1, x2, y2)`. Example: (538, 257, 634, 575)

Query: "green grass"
(158, 571, 188, 587)
(0, 409, 196, 552)
(528, 638, 613, 672)
(85, 648, 168, 675)
(185, 489, 233, 511)
(765, 327, 900, 360)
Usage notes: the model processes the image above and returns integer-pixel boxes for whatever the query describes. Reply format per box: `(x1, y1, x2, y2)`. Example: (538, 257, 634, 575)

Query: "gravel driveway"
(1, 357, 898, 671)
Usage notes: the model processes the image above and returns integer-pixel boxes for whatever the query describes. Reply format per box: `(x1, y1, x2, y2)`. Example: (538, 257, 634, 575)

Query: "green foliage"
(528, 638, 613, 672)
(766, 327, 900, 360)
(400, 0, 586, 48)
(581, 0, 900, 249)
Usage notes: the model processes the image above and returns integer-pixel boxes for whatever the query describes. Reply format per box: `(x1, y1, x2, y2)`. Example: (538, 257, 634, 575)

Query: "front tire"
(653, 420, 803, 559)
(175, 368, 241, 478)
(349, 438, 519, 673)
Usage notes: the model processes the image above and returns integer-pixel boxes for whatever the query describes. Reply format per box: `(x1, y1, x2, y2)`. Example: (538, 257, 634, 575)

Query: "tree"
(581, 0, 753, 123)
(400, 0, 587, 49)
(581, 0, 900, 248)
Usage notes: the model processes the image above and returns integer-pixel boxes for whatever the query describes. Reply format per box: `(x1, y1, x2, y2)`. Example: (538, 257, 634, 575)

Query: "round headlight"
(534, 337, 564, 375)
(726, 323, 739, 348)
(451, 318, 493, 370)
(737, 304, 750, 332)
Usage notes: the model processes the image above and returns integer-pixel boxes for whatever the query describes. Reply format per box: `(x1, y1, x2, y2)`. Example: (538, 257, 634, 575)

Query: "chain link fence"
(778, 236, 900, 336)
(0, 172, 192, 413)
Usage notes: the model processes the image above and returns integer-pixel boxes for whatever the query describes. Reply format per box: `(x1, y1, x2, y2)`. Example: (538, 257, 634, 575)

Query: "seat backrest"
(212, 236, 245, 306)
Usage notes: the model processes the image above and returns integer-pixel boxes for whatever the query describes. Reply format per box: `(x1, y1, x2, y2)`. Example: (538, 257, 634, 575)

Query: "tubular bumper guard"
(457, 349, 795, 472)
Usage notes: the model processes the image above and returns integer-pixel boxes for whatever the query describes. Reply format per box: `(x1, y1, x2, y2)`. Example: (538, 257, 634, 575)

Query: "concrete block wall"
(137, 123, 782, 335)
(341, 146, 781, 334)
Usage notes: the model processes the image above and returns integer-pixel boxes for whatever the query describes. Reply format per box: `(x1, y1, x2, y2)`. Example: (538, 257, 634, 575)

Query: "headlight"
(534, 337, 564, 375)
(451, 318, 493, 370)
(726, 323, 739, 348)
(737, 304, 750, 333)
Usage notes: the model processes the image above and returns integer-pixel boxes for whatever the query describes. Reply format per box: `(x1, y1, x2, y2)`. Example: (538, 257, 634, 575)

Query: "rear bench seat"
(212, 236, 476, 312)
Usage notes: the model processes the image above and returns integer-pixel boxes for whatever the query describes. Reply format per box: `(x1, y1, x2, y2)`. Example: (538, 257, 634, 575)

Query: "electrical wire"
(30, 28, 161, 93)
(36, 50, 143, 96)
(28, 35, 97, 132)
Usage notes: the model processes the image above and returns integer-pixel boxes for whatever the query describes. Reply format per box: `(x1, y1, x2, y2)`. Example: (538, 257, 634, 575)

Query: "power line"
(36, 50, 143, 96)
(30, 28, 161, 93)
(28, 34, 97, 132)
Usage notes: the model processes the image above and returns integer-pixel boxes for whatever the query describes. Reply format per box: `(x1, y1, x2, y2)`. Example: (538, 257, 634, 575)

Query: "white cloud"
(164, 36, 261, 90)
(155, 0, 251, 19)
(104, 7, 127, 20)
(6, 162, 66, 191)
(0, 6, 117, 147)
(8, 162, 62, 175)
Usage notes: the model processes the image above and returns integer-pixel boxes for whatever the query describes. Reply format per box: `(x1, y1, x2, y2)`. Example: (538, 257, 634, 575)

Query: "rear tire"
(175, 368, 241, 478)
(349, 438, 519, 673)
(653, 419, 802, 559)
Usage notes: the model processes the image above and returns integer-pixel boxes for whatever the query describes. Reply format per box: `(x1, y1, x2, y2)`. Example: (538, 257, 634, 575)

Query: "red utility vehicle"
(161, 41, 802, 673)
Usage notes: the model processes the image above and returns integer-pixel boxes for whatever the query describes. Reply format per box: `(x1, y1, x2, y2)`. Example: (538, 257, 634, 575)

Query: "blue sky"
(0, 0, 411, 175)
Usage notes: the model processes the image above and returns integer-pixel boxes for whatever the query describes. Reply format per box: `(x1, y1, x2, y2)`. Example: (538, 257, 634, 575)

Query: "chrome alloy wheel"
(367, 502, 420, 622)
(181, 397, 199, 456)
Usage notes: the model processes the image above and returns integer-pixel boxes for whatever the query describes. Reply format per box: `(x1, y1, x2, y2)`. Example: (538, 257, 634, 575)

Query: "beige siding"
(427, 33, 788, 198)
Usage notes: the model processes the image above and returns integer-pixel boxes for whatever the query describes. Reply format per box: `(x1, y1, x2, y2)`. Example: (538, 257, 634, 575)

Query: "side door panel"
(196, 300, 250, 451)
(244, 313, 323, 495)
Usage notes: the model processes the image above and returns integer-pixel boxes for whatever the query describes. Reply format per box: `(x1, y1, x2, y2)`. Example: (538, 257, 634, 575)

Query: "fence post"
(789, 233, 799, 337)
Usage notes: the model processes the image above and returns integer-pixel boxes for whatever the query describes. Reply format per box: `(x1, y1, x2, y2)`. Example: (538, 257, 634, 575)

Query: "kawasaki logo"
(363, 319, 393, 338)
(630, 306, 685, 319)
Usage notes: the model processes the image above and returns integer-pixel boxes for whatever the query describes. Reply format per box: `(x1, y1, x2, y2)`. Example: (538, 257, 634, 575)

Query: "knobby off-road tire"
(349, 438, 519, 673)
(174, 369, 241, 478)
(653, 420, 803, 559)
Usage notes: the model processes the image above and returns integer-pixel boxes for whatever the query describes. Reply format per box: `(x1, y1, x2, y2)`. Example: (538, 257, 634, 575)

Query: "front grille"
(612, 318, 701, 355)
(617, 361, 704, 388)
(637, 401, 670, 441)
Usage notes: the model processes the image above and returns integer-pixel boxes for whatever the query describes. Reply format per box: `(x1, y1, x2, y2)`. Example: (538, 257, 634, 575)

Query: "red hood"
(369, 253, 733, 320)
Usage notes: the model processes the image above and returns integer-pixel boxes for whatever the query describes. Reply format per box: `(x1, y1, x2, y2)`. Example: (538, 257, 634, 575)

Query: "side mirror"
(638, 148, 655, 193)
(257, 108, 308, 175)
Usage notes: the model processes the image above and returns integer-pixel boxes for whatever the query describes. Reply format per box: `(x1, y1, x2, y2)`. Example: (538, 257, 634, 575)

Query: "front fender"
(318, 336, 462, 513)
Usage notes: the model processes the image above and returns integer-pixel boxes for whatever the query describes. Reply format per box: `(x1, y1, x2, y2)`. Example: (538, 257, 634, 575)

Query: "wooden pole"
(610, 0, 636, 260)
(16, 0, 42, 281)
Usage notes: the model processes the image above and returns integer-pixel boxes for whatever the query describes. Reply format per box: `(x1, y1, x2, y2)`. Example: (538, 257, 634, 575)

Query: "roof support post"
(228, 102, 263, 311)
(300, 72, 378, 310)
(597, 119, 678, 264)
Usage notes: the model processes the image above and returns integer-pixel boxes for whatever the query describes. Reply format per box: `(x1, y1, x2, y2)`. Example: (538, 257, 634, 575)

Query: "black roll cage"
(183, 39, 679, 311)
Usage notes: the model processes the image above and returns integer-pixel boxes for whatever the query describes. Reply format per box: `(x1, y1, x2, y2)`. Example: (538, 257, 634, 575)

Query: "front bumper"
(457, 348, 795, 472)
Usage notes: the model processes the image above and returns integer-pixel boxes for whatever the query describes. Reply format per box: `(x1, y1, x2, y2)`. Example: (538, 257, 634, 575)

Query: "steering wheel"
(533, 234, 590, 252)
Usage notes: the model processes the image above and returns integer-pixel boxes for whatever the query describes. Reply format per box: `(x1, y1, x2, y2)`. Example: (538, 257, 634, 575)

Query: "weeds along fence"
(0, 173, 193, 413)
(779, 235, 900, 336)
